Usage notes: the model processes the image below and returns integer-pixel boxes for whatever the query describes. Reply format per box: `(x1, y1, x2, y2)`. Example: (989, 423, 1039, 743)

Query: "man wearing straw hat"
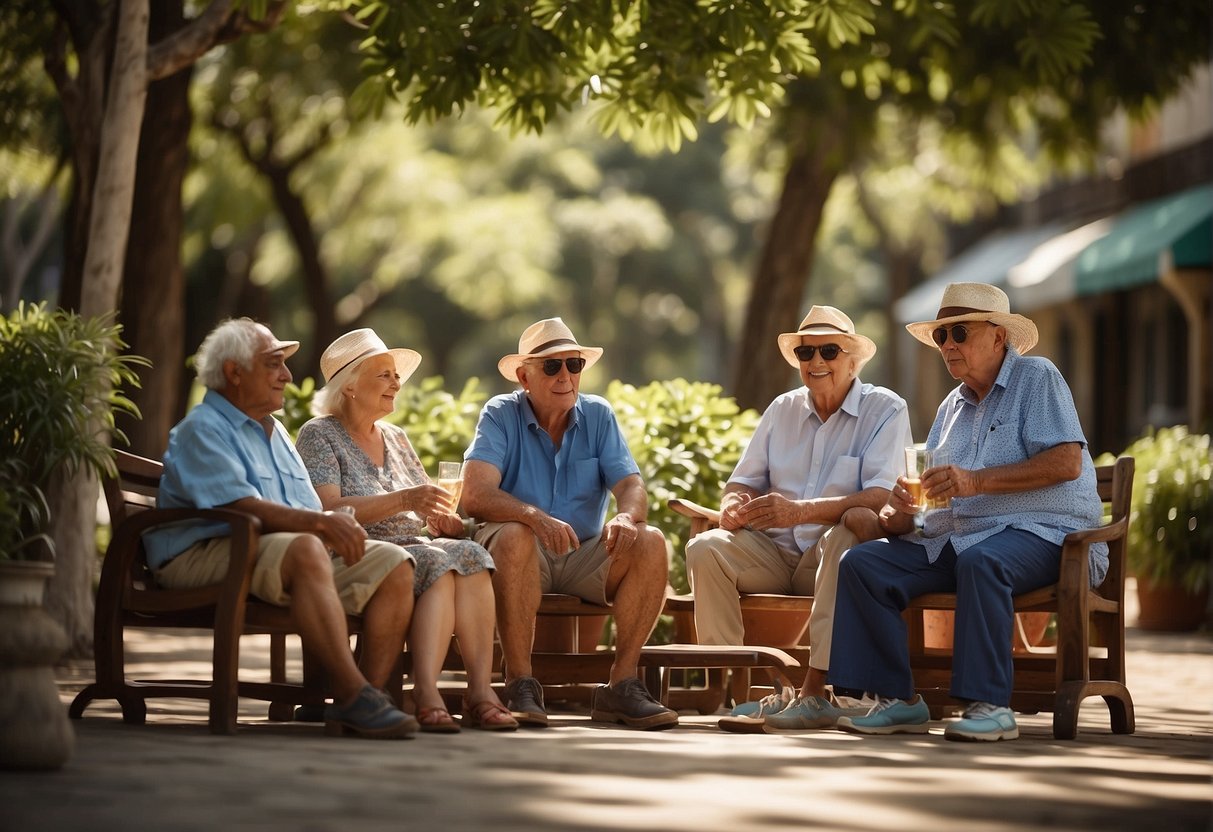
(462, 317, 678, 730)
(147, 319, 417, 739)
(831, 283, 1107, 742)
(686, 305, 913, 731)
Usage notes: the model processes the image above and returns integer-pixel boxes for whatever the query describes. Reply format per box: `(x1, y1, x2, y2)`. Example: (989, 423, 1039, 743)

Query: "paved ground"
(2, 597, 1210, 832)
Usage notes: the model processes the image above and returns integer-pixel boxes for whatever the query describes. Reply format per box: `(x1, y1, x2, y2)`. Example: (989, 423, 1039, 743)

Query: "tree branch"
(147, 0, 287, 81)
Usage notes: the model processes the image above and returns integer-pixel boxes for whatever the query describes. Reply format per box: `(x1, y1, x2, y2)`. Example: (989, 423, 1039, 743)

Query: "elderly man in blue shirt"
(687, 306, 913, 731)
(831, 283, 1108, 742)
(462, 318, 677, 730)
(146, 318, 417, 739)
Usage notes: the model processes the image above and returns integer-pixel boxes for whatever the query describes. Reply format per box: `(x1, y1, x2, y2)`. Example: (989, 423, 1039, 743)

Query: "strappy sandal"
(416, 706, 461, 734)
(463, 699, 519, 731)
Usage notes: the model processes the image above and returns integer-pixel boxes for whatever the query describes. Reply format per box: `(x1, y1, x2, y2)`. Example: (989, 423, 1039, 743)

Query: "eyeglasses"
(931, 322, 987, 346)
(793, 343, 846, 362)
(532, 357, 586, 376)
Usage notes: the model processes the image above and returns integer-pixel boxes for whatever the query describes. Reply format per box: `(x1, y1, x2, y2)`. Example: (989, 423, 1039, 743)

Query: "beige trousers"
(684, 523, 859, 672)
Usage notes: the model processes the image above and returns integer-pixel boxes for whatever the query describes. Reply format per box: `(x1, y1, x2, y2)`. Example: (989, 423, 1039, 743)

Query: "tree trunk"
(118, 0, 192, 458)
(731, 126, 845, 411)
(46, 0, 149, 658)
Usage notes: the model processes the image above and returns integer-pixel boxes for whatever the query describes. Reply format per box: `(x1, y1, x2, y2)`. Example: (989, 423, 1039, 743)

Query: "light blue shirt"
(465, 391, 639, 541)
(910, 348, 1108, 585)
(730, 379, 913, 557)
(144, 390, 322, 570)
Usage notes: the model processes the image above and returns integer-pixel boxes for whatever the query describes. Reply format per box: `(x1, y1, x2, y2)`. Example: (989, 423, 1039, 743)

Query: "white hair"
(194, 318, 264, 391)
(313, 360, 364, 418)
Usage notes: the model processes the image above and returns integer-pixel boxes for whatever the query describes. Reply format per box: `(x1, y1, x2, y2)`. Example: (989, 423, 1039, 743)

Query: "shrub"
(283, 375, 759, 593)
(0, 303, 145, 559)
(1097, 426, 1212, 592)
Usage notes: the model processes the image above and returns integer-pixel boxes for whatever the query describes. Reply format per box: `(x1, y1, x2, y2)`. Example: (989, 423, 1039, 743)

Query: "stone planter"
(0, 560, 74, 770)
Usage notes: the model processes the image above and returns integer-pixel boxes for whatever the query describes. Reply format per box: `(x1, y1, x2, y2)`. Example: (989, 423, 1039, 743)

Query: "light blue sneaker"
(944, 701, 1019, 742)
(837, 695, 931, 735)
(728, 687, 794, 719)
(765, 695, 867, 731)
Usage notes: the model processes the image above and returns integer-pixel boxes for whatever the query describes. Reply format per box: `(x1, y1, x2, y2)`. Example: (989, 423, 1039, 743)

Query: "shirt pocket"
(567, 458, 603, 502)
(819, 455, 861, 498)
(979, 418, 1025, 468)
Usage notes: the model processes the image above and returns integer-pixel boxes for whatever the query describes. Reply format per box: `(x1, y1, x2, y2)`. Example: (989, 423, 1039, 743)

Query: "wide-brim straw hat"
(498, 317, 603, 382)
(905, 282, 1038, 354)
(776, 305, 877, 369)
(319, 328, 422, 385)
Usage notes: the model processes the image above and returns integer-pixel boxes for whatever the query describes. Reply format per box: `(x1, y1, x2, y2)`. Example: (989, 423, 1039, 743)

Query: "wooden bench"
(69, 450, 382, 734)
(907, 457, 1136, 739)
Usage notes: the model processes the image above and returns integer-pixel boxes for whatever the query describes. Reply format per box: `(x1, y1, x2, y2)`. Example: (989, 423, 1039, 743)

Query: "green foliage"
(608, 379, 760, 593)
(1096, 427, 1213, 593)
(282, 374, 759, 592)
(335, 0, 832, 150)
(0, 303, 147, 559)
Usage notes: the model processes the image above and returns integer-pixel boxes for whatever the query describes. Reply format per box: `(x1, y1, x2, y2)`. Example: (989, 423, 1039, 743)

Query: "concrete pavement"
(2, 607, 1210, 831)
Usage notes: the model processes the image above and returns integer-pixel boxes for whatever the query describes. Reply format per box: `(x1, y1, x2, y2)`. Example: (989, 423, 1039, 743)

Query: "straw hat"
(905, 282, 1038, 354)
(776, 306, 877, 369)
(319, 328, 422, 385)
(262, 334, 300, 360)
(497, 317, 603, 382)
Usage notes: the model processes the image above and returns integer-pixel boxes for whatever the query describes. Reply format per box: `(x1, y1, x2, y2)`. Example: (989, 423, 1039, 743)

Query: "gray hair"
(194, 318, 264, 391)
(313, 360, 364, 418)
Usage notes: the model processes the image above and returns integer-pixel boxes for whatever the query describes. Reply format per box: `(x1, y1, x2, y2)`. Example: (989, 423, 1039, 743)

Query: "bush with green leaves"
(608, 379, 760, 593)
(0, 303, 146, 559)
(282, 375, 759, 593)
(282, 375, 487, 476)
(1097, 426, 1212, 593)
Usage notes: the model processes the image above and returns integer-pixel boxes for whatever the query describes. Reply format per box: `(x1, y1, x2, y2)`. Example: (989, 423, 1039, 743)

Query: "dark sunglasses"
(931, 322, 987, 346)
(793, 343, 846, 362)
(533, 357, 586, 376)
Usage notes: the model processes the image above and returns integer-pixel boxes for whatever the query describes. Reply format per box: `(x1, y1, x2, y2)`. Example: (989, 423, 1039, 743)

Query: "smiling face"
(348, 353, 401, 421)
(517, 349, 582, 420)
(797, 336, 859, 409)
(224, 325, 293, 420)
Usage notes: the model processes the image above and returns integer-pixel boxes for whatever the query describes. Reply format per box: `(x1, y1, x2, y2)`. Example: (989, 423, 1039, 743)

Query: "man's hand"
(603, 513, 642, 555)
(317, 509, 368, 565)
(527, 508, 579, 556)
(735, 492, 803, 531)
(719, 492, 751, 530)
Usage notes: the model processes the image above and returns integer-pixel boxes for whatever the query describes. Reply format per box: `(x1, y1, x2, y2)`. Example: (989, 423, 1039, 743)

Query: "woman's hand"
(398, 483, 454, 520)
(426, 512, 465, 538)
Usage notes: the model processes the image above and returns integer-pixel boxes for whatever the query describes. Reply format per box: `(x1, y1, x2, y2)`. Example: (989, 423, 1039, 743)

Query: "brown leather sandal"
(463, 699, 519, 731)
(416, 706, 461, 734)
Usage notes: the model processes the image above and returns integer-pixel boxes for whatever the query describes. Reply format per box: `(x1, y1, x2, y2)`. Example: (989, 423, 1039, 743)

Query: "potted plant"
(1098, 427, 1212, 631)
(0, 302, 145, 770)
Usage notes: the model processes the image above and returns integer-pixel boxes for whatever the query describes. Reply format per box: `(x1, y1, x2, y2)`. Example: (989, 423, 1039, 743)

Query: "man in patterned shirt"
(830, 283, 1108, 742)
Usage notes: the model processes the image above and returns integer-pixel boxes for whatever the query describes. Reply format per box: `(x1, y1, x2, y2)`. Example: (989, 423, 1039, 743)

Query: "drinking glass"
(436, 461, 464, 511)
(904, 445, 949, 527)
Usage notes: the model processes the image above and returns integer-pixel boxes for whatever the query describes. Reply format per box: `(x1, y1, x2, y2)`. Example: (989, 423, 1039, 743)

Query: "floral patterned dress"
(296, 415, 493, 596)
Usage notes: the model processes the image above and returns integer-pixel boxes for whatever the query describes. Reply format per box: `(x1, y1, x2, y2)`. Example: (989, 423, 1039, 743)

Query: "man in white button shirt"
(686, 306, 912, 730)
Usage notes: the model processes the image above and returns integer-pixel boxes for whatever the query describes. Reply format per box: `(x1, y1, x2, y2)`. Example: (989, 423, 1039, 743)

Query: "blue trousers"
(827, 529, 1060, 705)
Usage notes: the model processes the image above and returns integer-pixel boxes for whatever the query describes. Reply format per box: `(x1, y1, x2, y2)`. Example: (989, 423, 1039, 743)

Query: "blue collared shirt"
(909, 348, 1108, 585)
(465, 391, 639, 541)
(730, 379, 913, 557)
(144, 390, 322, 570)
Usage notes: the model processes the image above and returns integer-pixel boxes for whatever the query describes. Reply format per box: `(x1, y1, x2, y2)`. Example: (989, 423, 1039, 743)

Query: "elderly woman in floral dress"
(296, 329, 517, 732)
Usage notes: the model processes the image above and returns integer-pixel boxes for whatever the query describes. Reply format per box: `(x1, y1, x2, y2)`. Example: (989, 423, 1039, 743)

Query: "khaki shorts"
(474, 521, 611, 605)
(157, 532, 413, 616)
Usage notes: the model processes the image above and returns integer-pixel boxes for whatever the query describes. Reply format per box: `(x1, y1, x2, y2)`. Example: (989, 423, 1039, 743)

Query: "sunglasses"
(532, 357, 586, 376)
(931, 322, 988, 346)
(793, 343, 846, 362)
